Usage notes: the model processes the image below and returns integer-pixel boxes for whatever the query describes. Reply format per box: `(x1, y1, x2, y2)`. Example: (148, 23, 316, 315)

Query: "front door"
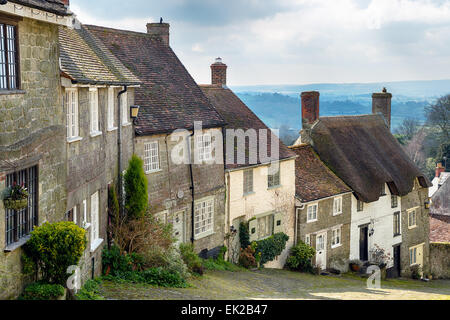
(393, 245, 401, 278)
(315, 232, 327, 270)
(168, 211, 185, 245)
(359, 226, 369, 261)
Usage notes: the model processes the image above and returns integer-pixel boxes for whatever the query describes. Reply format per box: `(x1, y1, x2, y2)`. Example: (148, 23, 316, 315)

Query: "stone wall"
(0, 17, 66, 299)
(400, 186, 430, 277)
(134, 127, 226, 254)
(64, 86, 135, 284)
(297, 193, 352, 272)
(430, 242, 450, 279)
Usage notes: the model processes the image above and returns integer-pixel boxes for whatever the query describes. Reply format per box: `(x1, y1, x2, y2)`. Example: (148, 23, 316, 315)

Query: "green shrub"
(102, 245, 143, 277)
(20, 282, 65, 300)
(239, 221, 250, 249)
(140, 267, 187, 287)
(179, 243, 203, 275)
(124, 155, 148, 220)
(24, 222, 86, 284)
(203, 257, 244, 272)
(75, 279, 104, 300)
(285, 241, 315, 272)
(254, 233, 289, 265)
(108, 184, 120, 223)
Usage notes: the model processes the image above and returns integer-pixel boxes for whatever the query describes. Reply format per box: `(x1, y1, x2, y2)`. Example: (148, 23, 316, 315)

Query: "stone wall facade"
(134, 127, 226, 255)
(63, 86, 135, 284)
(0, 17, 66, 299)
(429, 242, 450, 279)
(296, 193, 352, 272)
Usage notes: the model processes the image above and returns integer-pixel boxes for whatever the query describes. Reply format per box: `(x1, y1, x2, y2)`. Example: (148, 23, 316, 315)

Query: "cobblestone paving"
(99, 269, 450, 300)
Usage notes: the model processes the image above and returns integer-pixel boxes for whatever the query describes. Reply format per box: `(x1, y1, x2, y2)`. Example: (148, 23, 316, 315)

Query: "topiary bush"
(254, 232, 289, 265)
(239, 245, 257, 269)
(124, 155, 148, 220)
(285, 241, 316, 273)
(20, 282, 65, 300)
(24, 221, 86, 285)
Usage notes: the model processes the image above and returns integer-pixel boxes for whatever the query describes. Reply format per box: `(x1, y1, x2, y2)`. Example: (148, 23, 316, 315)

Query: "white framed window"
(90, 191, 100, 251)
(307, 204, 318, 222)
(408, 208, 417, 229)
(66, 88, 79, 140)
(268, 162, 281, 188)
(331, 226, 342, 248)
(107, 87, 116, 130)
(305, 234, 311, 246)
(243, 169, 253, 195)
(194, 197, 214, 239)
(393, 212, 401, 236)
(333, 197, 342, 215)
(196, 133, 212, 162)
(89, 88, 100, 135)
(121, 90, 129, 125)
(257, 214, 274, 240)
(82, 199, 89, 228)
(409, 247, 417, 265)
(144, 141, 160, 173)
(72, 206, 77, 224)
(357, 200, 364, 212)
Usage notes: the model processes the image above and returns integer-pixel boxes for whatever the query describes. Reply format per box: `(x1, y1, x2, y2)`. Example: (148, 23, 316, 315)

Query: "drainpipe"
(118, 86, 127, 218)
(187, 130, 195, 244)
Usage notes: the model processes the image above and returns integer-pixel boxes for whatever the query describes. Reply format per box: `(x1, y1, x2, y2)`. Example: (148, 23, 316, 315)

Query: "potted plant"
(3, 182, 28, 210)
(349, 259, 362, 272)
(369, 244, 392, 280)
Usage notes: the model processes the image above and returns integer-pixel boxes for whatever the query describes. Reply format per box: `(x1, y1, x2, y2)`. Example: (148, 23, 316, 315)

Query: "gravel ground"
(98, 269, 450, 300)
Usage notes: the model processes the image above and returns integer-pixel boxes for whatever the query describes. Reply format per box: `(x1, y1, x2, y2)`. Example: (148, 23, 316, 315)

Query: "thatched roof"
(310, 114, 431, 203)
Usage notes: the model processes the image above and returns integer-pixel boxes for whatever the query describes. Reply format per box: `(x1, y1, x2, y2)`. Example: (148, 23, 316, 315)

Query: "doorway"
(315, 231, 327, 270)
(393, 245, 401, 277)
(359, 226, 369, 261)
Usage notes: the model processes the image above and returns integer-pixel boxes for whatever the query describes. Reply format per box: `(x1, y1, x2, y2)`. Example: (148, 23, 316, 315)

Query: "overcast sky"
(70, 0, 450, 86)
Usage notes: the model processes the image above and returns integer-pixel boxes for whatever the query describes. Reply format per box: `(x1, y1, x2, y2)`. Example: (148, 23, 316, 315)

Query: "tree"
(394, 118, 420, 141)
(124, 155, 148, 220)
(425, 94, 450, 142)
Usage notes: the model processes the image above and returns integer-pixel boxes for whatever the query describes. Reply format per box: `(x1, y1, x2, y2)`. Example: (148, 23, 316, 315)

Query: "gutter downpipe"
(118, 85, 127, 218)
(187, 130, 195, 245)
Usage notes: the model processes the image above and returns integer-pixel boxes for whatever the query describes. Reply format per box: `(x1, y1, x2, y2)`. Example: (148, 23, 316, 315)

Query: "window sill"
(332, 212, 342, 216)
(122, 122, 132, 127)
(67, 136, 83, 144)
(145, 169, 162, 174)
(0, 90, 26, 95)
(83, 222, 91, 230)
(194, 230, 214, 241)
(307, 219, 317, 224)
(90, 131, 102, 138)
(90, 238, 104, 253)
(107, 127, 118, 132)
(408, 225, 417, 230)
(331, 243, 342, 249)
(4, 235, 31, 253)
(394, 234, 401, 238)
(268, 185, 282, 190)
(243, 191, 255, 197)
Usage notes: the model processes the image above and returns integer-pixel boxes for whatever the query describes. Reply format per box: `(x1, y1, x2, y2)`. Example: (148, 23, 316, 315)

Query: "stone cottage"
(296, 90, 432, 278)
(289, 144, 352, 272)
(59, 22, 141, 282)
(0, 0, 72, 299)
(200, 59, 297, 268)
(84, 23, 227, 257)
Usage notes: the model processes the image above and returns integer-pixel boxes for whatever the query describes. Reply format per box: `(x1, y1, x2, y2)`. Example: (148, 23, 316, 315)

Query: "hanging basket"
(3, 198, 28, 210)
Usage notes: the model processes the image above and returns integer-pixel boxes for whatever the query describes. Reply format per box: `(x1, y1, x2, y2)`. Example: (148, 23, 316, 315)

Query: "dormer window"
(380, 183, 386, 196)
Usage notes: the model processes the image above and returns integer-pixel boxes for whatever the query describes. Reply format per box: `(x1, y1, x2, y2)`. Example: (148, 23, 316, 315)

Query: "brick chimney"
(372, 88, 392, 129)
(147, 22, 170, 46)
(300, 91, 320, 144)
(211, 57, 227, 86)
(436, 162, 445, 178)
(59, 0, 70, 6)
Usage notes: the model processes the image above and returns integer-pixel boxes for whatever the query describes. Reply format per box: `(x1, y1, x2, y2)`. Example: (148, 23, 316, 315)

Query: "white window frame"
(305, 234, 311, 246)
(243, 169, 254, 195)
(144, 141, 160, 173)
(333, 196, 342, 216)
(194, 197, 214, 239)
(82, 199, 90, 229)
(307, 203, 318, 223)
(409, 247, 417, 266)
(90, 191, 102, 252)
(408, 207, 418, 229)
(197, 133, 212, 162)
(66, 88, 80, 141)
(268, 162, 281, 188)
(331, 226, 342, 248)
(257, 214, 274, 240)
(107, 87, 117, 131)
(89, 88, 101, 136)
(121, 90, 130, 126)
(72, 206, 77, 224)
(393, 211, 401, 236)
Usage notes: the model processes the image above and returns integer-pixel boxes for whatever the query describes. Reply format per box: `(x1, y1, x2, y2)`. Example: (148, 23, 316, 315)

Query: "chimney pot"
(372, 88, 392, 129)
(436, 162, 445, 178)
(147, 22, 170, 46)
(301, 91, 320, 128)
(211, 57, 227, 86)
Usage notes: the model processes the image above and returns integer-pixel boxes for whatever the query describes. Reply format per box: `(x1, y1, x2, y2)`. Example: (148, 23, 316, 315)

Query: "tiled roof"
(310, 114, 431, 203)
(10, 0, 71, 16)
(59, 25, 141, 86)
(430, 214, 450, 242)
(289, 144, 351, 202)
(201, 85, 296, 170)
(84, 25, 226, 135)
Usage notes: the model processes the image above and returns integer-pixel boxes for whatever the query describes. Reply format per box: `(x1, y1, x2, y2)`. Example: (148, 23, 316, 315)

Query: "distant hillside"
(230, 80, 450, 138)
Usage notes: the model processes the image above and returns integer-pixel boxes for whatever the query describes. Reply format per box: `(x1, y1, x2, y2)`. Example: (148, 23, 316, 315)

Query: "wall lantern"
(130, 105, 140, 121)
(424, 198, 431, 210)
